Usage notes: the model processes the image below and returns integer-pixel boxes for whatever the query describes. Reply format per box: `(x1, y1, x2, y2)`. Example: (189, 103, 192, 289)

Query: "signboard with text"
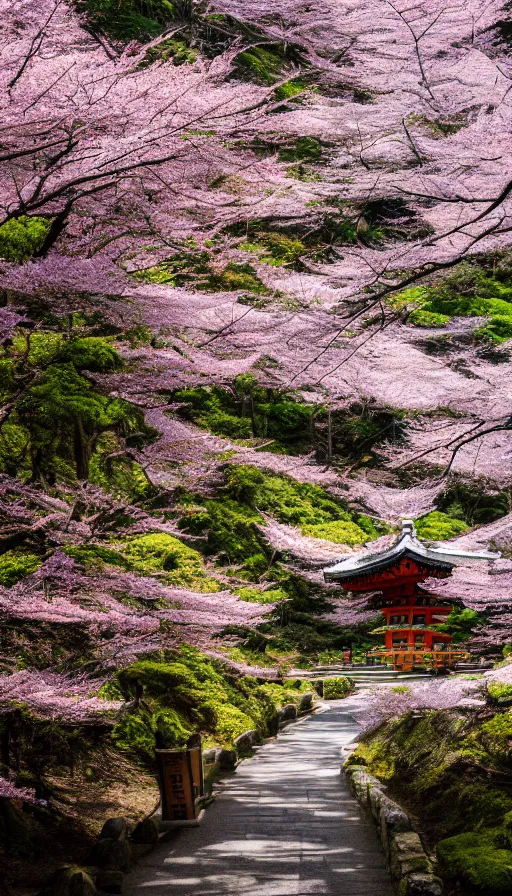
(156, 744, 204, 822)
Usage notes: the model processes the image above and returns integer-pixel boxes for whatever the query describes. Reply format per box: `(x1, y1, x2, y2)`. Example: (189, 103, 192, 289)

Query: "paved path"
(125, 697, 394, 896)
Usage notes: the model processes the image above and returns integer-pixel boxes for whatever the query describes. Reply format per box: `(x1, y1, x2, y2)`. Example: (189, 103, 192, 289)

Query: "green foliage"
(436, 481, 510, 526)
(77, 0, 178, 41)
(240, 230, 307, 268)
(133, 248, 212, 287)
(408, 309, 450, 327)
(122, 533, 221, 591)
(415, 511, 469, 540)
(204, 262, 269, 294)
(278, 137, 323, 163)
(173, 375, 317, 454)
(0, 216, 50, 262)
(322, 677, 353, 699)
(351, 706, 512, 854)
(437, 829, 512, 895)
(233, 44, 301, 85)
(0, 550, 41, 587)
(435, 606, 482, 643)
(223, 465, 387, 540)
(179, 495, 268, 572)
(111, 646, 305, 760)
(16, 363, 140, 481)
(89, 437, 154, 502)
(396, 261, 512, 342)
(138, 36, 198, 67)
(0, 330, 136, 484)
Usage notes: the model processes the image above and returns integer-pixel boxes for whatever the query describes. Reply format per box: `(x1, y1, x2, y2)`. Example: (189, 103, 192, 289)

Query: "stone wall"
(344, 765, 444, 896)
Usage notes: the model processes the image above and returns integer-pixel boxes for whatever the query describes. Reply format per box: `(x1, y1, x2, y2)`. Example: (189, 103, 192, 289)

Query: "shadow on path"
(125, 696, 393, 896)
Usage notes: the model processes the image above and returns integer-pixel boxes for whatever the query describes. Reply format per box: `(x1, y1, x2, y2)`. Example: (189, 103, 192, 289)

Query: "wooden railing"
(366, 647, 470, 671)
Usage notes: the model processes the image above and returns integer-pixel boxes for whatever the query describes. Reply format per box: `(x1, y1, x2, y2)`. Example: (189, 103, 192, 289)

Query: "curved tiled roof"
(323, 520, 501, 584)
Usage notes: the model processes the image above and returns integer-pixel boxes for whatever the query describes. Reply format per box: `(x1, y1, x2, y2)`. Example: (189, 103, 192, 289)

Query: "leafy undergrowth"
(348, 703, 512, 894)
(173, 377, 406, 465)
(414, 479, 511, 539)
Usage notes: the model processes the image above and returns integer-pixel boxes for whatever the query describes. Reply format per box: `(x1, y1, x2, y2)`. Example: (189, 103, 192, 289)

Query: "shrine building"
(323, 519, 500, 672)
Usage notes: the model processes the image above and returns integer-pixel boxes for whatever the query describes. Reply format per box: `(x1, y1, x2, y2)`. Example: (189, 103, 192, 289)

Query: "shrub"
(0, 216, 50, 261)
(323, 677, 353, 699)
(415, 511, 469, 540)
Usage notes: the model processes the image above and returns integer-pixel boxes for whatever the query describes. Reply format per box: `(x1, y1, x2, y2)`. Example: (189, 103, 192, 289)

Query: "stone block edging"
(344, 765, 443, 896)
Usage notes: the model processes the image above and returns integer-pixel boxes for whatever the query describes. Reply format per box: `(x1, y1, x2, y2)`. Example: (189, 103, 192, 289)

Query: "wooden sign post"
(156, 738, 204, 823)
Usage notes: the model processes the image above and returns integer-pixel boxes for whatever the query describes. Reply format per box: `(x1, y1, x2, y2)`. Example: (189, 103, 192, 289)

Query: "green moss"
(436, 481, 510, 527)
(236, 586, 287, 604)
(63, 544, 132, 571)
(0, 550, 41, 587)
(475, 315, 512, 343)
(488, 683, 512, 704)
(233, 44, 301, 85)
(273, 78, 308, 100)
(59, 337, 122, 372)
(415, 511, 469, 540)
(240, 231, 307, 268)
(278, 137, 323, 163)
(173, 376, 318, 454)
(437, 829, 512, 895)
(323, 677, 353, 699)
(122, 533, 221, 591)
(396, 261, 512, 342)
(0, 216, 51, 262)
(111, 647, 305, 758)
(408, 310, 450, 327)
(133, 248, 212, 287)
(223, 465, 387, 539)
(204, 262, 269, 294)
(480, 711, 512, 752)
(138, 36, 197, 67)
(300, 519, 375, 545)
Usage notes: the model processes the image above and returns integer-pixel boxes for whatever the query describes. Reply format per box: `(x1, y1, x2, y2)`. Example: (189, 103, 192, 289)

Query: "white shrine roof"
(323, 520, 501, 584)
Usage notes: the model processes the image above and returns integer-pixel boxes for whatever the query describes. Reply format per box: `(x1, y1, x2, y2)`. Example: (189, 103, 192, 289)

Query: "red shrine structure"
(324, 520, 499, 672)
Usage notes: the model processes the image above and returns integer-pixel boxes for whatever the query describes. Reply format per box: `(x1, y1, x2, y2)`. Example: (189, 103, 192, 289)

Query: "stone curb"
(344, 765, 443, 896)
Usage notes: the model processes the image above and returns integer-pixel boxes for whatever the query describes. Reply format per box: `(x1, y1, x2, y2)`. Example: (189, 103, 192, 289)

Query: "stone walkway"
(125, 697, 394, 896)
